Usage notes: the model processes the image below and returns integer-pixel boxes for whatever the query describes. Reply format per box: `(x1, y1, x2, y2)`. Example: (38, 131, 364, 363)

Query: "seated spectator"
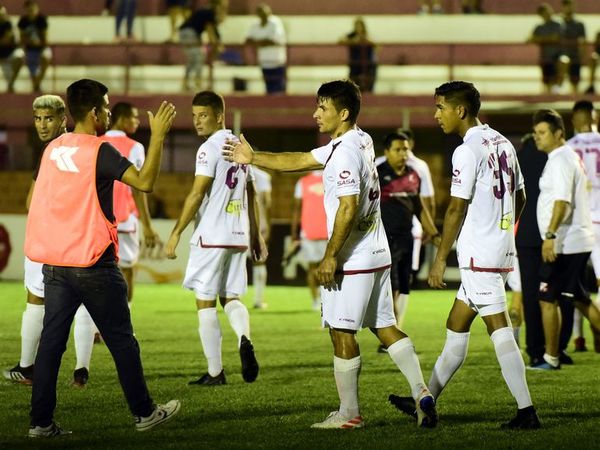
(528, 3, 562, 94)
(417, 1, 443, 14)
(178, 0, 224, 91)
(0, 5, 24, 92)
(17, 0, 51, 92)
(557, 0, 586, 94)
(338, 17, 377, 93)
(584, 31, 599, 94)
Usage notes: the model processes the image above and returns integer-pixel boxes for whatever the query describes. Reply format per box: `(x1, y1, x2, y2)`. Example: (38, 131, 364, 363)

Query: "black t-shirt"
(180, 8, 218, 37)
(377, 162, 421, 237)
(17, 14, 48, 50)
(34, 141, 133, 264)
(0, 20, 17, 58)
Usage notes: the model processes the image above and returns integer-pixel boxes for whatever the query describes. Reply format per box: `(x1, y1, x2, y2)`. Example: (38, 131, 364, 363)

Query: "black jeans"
(30, 263, 154, 427)
(517, 246, 545, 363)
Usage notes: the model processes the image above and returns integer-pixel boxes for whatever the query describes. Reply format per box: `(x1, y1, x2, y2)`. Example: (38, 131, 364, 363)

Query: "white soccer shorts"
(183, 245, 247, 299)
(321, 268, 396, 331)
(301, 238, 328, 264)
(456, 269, 509, 317)
(506, 258, 521, 292)
(118, 228, 140, 269)
(24, 256, 44, 298)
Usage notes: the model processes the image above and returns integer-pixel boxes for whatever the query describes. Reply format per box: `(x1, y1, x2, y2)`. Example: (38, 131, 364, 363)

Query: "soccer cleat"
(135, 400, 181, 432)
(28, 422, 72, 438)
(377, 344, 388, 354)
(527, 361, 560, 371)
(416, 394, 438, 428)
(389, 395, 417, 420)
(501, 405, 541, 430)
(188, 371, 226, 386)
(559, 351, 573, 365)
(311, 411, 364, 429)
(573, 336, 587, 352)
(239, 335, 259, 383)
(72, 368, 89, 388)
(3, 364, 34, 385)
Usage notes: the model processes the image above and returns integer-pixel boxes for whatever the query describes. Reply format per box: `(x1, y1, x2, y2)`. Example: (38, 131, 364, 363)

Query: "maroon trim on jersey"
(337, 264, 391, 275)
(198, 236, 248, 250)
(469, 257, 513, 273)
(324, 141, 342, 167)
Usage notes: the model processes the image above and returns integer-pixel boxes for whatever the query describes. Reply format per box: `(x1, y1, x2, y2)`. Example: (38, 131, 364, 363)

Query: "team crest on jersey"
(452, 169, 461, 185)
(337, 170, 355, 186)
(339, 170, 351, 179)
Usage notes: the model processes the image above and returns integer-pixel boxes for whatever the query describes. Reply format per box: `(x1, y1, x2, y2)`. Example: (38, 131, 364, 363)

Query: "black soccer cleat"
(3, 363, 34, 385)
(72, 368, 89, 388)
(501, 406, 541, 430)
(188, 370, 227, 386)
(239, 335, 259, 383)
(389, 394, 417, 420)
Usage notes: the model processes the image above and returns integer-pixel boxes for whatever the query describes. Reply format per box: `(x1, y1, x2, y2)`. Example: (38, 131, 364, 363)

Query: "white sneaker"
(311, 411, 364, 429)
(135, 400, 181, 432)
(28, 422, 72, 438)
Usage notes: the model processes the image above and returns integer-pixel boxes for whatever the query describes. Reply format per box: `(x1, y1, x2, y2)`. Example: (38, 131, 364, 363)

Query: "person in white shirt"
(165, 91, 267, 386)
(391, 81, 539, 430)
(533, 108, 600, 369)
(250, 166, 271, 309)
(568, 100, 600, 353)
(223, 79, 437, 430)
(245, 3, 286, 94)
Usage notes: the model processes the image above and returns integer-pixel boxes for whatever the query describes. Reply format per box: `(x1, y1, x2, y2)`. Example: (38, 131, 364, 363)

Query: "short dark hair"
(533, 108, 565, 135)
(317, 80, 361, 124)
(383, 132, 409, 150)
(397, 128, 414, 141)
(111, 102, 135, 124)
(192, 90, 224, 116)
(66, 79, 109, 122)
(572, 100, 594, 114)
(434, 81, 481, 117)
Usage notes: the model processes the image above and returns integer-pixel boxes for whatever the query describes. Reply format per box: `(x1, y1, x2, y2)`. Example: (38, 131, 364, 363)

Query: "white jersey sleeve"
(195, 142, 219, 178)
(294, 179, 302, 199)
(450, 144, 478, 200)
(128, 142, 145, 170)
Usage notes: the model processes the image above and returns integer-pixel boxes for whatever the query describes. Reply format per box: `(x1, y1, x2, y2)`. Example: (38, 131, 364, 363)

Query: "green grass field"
(1, 281, 599, 449)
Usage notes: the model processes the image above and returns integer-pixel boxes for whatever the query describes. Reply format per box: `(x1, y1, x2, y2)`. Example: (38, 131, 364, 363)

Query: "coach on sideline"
(24, 79, 179, 437)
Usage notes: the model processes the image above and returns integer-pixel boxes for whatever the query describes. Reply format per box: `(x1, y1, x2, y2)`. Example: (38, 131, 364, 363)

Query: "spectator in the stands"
(0, 5, 24, 92)
(462, 1, 484, 14)
(528, 3, 563, 94)
(18, 0, 51, 92)
(557, 0, 586, 94)
(417, 1, 443, 14)
(338, 17, 377, 93)
(109, 0, 138, 43)
(166, 0, 191, 43)
(585, 30, 600, 94)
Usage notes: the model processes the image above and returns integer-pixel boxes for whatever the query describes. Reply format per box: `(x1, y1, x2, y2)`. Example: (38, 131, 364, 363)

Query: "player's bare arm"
(132, 189, 160, 248)
(222, 133, 322, 172)
(247, 180, 268, 263)
(121, 101, 176, 192)
(165, 175, 213, 259)
(316, 194, 358, 290)
(541, 199, 569, 263)
(418, 195, 440, 244)
(428, 196, 468, 289)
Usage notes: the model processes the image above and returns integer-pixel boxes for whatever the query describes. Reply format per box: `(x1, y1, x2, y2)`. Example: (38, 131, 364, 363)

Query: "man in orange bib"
(24, 79, 179, 438)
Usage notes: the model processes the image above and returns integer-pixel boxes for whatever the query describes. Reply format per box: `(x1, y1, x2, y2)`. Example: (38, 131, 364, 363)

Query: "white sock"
(573, 308, 584, 338)
(428, 329, 469, 399)
(252, 265, 267, 306)
(224, 300, 250, 345)
(20, 303, 45, 367)
(333, 355, 361, 418)
(394, 294, 409, 329)
(543, 352, 560, 368)
(74, 305, 95, 370)
(387, 337, 428, 400)
(198, 308, 222, 377)
(491, 327, 533, 409)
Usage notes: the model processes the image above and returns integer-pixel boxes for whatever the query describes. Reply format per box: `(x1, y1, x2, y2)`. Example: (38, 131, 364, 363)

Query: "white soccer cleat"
(311, 411, 364, 429)
(28, 422, 72, 438)
(135, 400, 181, 432)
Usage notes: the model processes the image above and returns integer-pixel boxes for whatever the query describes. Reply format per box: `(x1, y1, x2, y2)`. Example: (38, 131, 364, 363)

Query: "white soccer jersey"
(537, 144, 594, 254)
(190, 129, 252, 248)
(567, 131, 600, 223)
(105, 130, 145, 232)
(311, 127, 391, 272)
(407, 150, 435, 197)
(451, 124, 524, 271)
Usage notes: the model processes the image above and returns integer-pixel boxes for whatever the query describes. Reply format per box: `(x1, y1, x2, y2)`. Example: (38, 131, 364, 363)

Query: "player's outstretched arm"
(223, 133, 322, 172)
(165, 175, 213, 259)
(122, 101, 176, 192)
(428, 196, 467, 289)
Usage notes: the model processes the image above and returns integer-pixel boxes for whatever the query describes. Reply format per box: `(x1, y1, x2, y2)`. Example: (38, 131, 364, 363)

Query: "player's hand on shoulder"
(148, 101, 177, 137)
(222, 133, 253, 164)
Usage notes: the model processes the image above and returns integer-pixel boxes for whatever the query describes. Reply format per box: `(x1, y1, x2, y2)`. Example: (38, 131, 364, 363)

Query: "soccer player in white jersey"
(223, 79, 437, 429)
(390, 81, 539, 429)
(533, 108, 600, 368)
(165, 91, 266, 386)
(568, 100, 600, 352)
(249, 166, 271, 309)
(3, 95, 95, 388)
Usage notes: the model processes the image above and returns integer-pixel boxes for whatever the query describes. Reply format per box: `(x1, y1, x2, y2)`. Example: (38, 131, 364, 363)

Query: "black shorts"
(388, 234, 413, 294)
(568, 63, 581, 83)
(539, 252, 591, 304)
(541, 62, 558, 84)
